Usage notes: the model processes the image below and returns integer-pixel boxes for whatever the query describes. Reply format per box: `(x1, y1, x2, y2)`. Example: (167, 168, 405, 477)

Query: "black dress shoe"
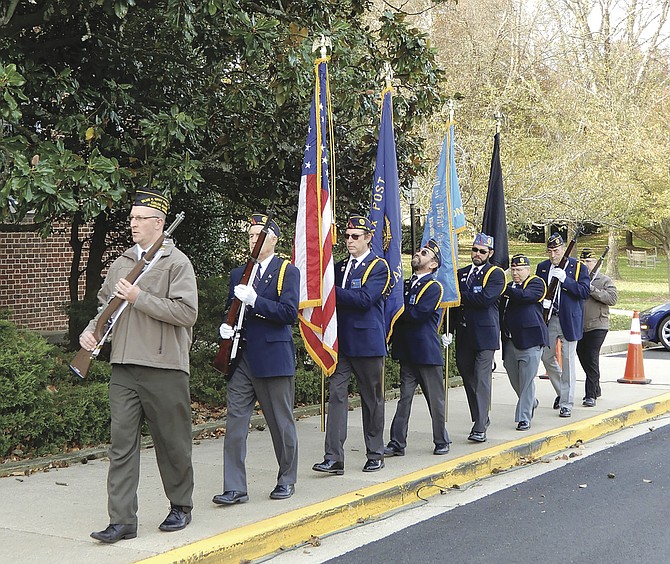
(312, 459, 345, 475)
(362, 459, 384, 472)
(269, 484, 295, 500)
(384, 444, 405, 457)
(467, 431, 487, 443)
(516, 421, 530, 431)
(159, 505, 192, 532)
(553, 396, 560, 409)
(433, 444, 450, 455)
(212, 491, 249, 505)
(90, 523, 137, 543)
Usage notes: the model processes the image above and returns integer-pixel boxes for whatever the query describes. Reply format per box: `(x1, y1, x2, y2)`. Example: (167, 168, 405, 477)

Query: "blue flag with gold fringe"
(422, 121, 466, 308)
(369, 88, 403, 342)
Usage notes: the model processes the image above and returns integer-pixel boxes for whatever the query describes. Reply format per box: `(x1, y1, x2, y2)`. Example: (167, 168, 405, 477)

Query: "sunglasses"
(419, 248, 437, 258)
(344, 233, 364, 240)
(471, 247, 489, 254)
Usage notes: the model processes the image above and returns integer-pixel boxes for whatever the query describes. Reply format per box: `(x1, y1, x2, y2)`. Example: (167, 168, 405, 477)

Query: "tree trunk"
(606, 229, 621, 280)
(85, 213, 109, 301)
(656, 218, 670, 294)
(626, 230, 633, 247)
(66, 213, 110, 349)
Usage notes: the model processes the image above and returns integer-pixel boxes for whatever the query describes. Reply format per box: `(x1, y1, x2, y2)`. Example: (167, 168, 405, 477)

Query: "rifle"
(542, 228, 581, 325)
(213, 210, 275, 378)
(590, 245, 610, 280)
(69, 212, 186, 378)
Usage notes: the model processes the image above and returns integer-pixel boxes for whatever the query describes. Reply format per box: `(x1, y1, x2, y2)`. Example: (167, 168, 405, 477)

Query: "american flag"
(293, 58, 338, 375)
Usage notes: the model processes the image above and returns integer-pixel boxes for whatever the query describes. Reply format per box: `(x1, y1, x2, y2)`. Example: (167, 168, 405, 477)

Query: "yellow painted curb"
(139, 393, 670, 564)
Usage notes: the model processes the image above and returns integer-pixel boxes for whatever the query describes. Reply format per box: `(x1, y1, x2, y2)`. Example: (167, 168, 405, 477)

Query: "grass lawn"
(500, 234, 670, 313)
(403, 232, 670, 322)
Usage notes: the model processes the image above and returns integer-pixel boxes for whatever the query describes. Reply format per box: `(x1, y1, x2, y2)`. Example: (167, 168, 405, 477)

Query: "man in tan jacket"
(576, 248, 618, 407)
(80, 189, 198, 543)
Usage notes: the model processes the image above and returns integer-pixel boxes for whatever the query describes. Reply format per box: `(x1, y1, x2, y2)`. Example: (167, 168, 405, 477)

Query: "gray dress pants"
(324, 355, 385, 462)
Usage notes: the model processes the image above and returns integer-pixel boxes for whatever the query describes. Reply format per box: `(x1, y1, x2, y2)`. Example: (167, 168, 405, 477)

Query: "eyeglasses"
(419, 249, 436, 258)
(471, 247, 489, 254)
(344, 233, 364, 240)
(129, 215, 161, 222)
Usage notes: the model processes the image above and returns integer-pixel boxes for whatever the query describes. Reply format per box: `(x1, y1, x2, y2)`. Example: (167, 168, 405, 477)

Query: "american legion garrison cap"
(347, 214, 374, 232)
(473, 232, 494, 249)
(134, 188, 170, 214)
(250, 212, 281, 237)
(580, 248, 596, 259)
(547, 232, 565, 249)
(424, 238, 442, 267)
(510, 253, 530, 267)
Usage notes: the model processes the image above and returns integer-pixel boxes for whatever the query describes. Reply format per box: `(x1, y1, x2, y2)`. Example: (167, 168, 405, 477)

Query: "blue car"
(639, 302, 670, 350)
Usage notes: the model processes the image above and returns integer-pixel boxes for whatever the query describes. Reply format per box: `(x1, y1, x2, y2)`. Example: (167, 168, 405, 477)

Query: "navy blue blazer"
(227, 255, 299, 377)
(535, 257, 590, 341)
(391, 274, 444, 365)
(501, 275, 549, 351)
(334, 253, 390, 357)
(450, 262, 506, 351)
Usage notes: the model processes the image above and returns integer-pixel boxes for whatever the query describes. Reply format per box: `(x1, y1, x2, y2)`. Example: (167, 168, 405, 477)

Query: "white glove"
(552, 268, 567, 283)
(542, 299, 552, 309)
(234, 284, 257, 307)
(219, 323, 234, 340)
(441, 333, 453, 347)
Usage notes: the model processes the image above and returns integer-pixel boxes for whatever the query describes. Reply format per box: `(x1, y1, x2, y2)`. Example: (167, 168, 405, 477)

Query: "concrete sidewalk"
(2, 331, 670, 564)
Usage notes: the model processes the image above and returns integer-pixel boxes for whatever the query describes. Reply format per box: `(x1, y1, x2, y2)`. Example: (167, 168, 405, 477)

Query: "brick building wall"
(0, 215, 89, 334)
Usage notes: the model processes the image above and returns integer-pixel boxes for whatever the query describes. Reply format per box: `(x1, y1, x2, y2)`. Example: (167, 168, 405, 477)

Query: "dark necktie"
(346, 259, 358, 286)
(409, 274, 418, 287)
(253, 265, 262, 289)
(466, 267, 477, 289)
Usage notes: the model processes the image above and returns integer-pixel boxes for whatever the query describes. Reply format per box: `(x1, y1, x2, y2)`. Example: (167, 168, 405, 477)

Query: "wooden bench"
(627, 249, 647, 267)
(646, 247, 658, 267)
(626, 248, 658, 268)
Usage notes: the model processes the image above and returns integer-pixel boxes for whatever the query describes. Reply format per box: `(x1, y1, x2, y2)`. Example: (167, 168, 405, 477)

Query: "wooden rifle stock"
(542, 230, 581, 325)
(590, 246, 609, 280)
(69, 212, 186, 378)
(213, 211, 275, 378)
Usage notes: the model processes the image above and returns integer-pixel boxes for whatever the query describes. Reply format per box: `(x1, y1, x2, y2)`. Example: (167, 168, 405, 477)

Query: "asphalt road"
(326, 424, 670, 564)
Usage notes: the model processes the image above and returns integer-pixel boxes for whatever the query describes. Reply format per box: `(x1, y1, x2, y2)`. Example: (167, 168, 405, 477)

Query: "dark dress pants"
(107, 364, 194, 526)
(388, 362, 450, 449)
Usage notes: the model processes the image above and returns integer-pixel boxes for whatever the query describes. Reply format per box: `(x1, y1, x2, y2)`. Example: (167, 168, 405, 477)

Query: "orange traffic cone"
(617, 311, 651, 384)
(539, 338, 562, 379)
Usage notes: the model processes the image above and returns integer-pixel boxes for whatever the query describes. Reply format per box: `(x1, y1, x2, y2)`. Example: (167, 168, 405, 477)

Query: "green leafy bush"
(0, 320, 111, 458)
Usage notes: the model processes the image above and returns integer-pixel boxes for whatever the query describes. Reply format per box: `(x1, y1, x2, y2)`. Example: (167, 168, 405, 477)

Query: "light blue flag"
(369, 88, 404, 342)
(422, 122, 466, 309)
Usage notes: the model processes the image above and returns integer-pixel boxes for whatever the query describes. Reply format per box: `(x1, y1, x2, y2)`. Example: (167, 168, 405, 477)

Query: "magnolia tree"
(0, 0, 450, 343)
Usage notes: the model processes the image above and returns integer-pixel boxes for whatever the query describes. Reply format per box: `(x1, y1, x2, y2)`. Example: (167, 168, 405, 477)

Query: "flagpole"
(489, 110, 504, 416)
(321, 369, 326, 432)
(311, 33, 334, 434)
(444, 310, 450, 422)
(380, 60, 395, 402)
